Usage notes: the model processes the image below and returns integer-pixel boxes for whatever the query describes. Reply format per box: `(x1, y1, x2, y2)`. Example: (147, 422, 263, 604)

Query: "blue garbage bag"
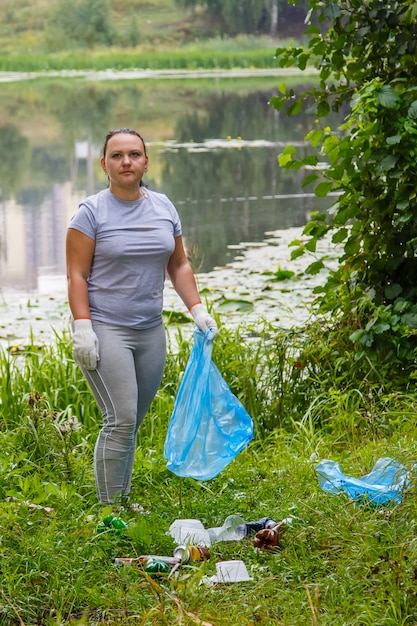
(316, 457, 410, 505)
(164, 329, 254, 480)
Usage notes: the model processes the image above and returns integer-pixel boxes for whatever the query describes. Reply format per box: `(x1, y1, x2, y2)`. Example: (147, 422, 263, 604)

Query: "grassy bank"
(0, 0, 305, 73)
(1, 320, 417, 624)
(0, 43, 285, 73)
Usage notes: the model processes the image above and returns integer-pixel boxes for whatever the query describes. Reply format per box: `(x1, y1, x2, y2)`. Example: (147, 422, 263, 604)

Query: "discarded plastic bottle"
(113, 555, 179, 567)
(253, 520, 286, 551)
(207, 515, 246, 542)
(208, 515, 278, 542)
(241, 517, 278, 536)
(113, 556, 149, 566)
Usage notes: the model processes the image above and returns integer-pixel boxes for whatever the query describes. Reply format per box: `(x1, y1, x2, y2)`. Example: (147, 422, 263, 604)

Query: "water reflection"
(155, 141, 322, 272)
(0, 78, 339, 291)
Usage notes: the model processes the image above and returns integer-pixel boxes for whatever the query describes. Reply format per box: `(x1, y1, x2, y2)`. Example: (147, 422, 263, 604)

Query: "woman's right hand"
(72, 319, 100, 370)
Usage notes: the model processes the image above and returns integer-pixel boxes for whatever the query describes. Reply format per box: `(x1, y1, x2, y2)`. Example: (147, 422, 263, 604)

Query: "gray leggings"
(82, 321, 166, 504)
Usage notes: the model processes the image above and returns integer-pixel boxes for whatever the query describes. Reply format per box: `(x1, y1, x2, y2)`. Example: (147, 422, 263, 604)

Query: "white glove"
(72, 319, 99, 370)
(190, 304, 218, 337)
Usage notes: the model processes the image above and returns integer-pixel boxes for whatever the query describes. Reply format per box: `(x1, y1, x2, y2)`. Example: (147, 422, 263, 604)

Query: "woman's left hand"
(190, 304, 218, 337)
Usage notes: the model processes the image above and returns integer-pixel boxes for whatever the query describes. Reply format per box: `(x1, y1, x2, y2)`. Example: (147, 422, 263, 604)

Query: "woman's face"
(100, 133, 149, 192)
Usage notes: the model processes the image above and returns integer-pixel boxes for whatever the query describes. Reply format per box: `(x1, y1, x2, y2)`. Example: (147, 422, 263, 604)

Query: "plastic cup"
(169, 519, 204, 531)
(215, 560, 253, 583)
(178, 527, 211, 546)
(168, 519, 207, 544)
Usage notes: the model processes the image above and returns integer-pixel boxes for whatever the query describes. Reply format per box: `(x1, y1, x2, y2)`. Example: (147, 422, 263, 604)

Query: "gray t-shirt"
(69, 187, 182, 329)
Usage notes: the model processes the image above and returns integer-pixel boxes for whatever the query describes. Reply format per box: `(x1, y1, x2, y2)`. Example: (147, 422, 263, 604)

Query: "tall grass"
(1, 320, 417, 624)
(0, 47, 281, 73)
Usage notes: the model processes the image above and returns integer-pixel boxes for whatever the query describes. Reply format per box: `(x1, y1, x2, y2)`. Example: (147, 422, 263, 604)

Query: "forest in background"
(0, 0, 308, 55)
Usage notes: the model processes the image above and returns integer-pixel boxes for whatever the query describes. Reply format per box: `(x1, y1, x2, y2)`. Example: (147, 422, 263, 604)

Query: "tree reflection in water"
(0, 79, 340, 288)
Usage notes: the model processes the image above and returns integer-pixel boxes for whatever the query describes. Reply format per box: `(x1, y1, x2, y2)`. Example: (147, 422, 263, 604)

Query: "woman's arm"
(167, 236, 218, 336)
(66, 228, 95, 320)
(167, 236, 202, 310)
(66, 228, 100, 370)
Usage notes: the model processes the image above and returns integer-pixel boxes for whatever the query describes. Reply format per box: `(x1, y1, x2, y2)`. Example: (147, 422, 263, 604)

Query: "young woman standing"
(66, 128, 218, 506)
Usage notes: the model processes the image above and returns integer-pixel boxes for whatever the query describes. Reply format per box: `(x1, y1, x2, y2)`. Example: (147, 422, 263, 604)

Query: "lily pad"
(217, 298, 254, 312)
(273, 269, 295, 281)
(162, 310, 191, 324)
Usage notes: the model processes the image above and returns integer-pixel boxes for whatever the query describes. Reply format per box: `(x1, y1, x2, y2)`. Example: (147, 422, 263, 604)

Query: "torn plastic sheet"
(316, 457, 410, 506)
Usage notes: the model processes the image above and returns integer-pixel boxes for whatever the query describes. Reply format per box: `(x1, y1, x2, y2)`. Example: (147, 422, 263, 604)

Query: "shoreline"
(0, 227, 337, 349)
(0, 67, 319, 84)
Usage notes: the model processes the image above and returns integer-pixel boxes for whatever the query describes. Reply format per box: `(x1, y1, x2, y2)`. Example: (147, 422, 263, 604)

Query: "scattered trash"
(316, 457, 410, 506)
(114, 544, 211, 570)
(97, 514, 128, 534)
(169, 519, 211, 546)
(169, 515, 289, 547)
(253, 520, 286, 551)
(113, 554, 181, 578)
(206, 514, 247, 542)
(113, 555, 179, 567)
(208, 515, 287, 544)
(208, 560, 253, 584)
(143, 557, 172, 576)
(113, 514, 290, 583)
(173, 545, 211, 563)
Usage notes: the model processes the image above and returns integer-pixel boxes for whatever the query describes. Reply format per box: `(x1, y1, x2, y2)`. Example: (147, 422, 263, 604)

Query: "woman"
(66, 127, 218, 506)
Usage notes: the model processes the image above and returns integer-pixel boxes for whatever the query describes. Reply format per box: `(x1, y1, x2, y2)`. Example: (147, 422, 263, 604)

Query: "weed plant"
(1, 320, 417, 624)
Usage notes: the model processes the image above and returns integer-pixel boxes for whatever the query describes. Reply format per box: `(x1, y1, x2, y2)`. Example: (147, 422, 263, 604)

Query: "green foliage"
(270, 0, 417, 366)
(0, 0, 306, 57)
(174, 0, 308, 36)
(0, 335, 100, 434)
(47, 0, 114, 50)
(0, 125, 30, 195)
(2, 327, 417, 623)
(0, 46, 278, 72)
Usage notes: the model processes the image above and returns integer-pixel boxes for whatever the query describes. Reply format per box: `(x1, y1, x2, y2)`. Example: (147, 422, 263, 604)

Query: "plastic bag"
(316, 457, 409, 506)
(164, 329, 254, 480)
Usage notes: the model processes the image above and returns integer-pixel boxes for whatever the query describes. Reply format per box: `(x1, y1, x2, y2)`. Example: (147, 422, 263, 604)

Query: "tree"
(173, 0, 308, 36)
(49, 0, 114, 49)
(0, 125, 30, 197)
(271, 0, 417, 366)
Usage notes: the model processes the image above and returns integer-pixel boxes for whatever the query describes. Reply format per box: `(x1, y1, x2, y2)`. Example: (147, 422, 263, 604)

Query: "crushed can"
(173, 545, 210, 563)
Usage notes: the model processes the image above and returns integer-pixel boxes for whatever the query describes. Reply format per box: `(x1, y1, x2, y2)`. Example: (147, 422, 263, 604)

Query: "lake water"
(0, 70, 341, 346)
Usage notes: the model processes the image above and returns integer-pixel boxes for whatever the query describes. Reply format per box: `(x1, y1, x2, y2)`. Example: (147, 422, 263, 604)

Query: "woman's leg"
(83, 322, 137, 504)
(82, 322, 165, 504)
(122, 323, 166, 495)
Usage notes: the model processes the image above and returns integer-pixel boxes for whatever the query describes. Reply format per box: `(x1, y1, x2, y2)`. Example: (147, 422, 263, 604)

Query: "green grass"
(0, 45, 285, 72)
(0, 0, 304, 53)
(0, 0, 303, 72)
(0, 0, 200, 53)
(1, 319, 417, 624)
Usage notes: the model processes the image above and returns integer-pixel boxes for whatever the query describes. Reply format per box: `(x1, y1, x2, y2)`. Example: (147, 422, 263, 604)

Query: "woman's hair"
(102, 128, 147, 158)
